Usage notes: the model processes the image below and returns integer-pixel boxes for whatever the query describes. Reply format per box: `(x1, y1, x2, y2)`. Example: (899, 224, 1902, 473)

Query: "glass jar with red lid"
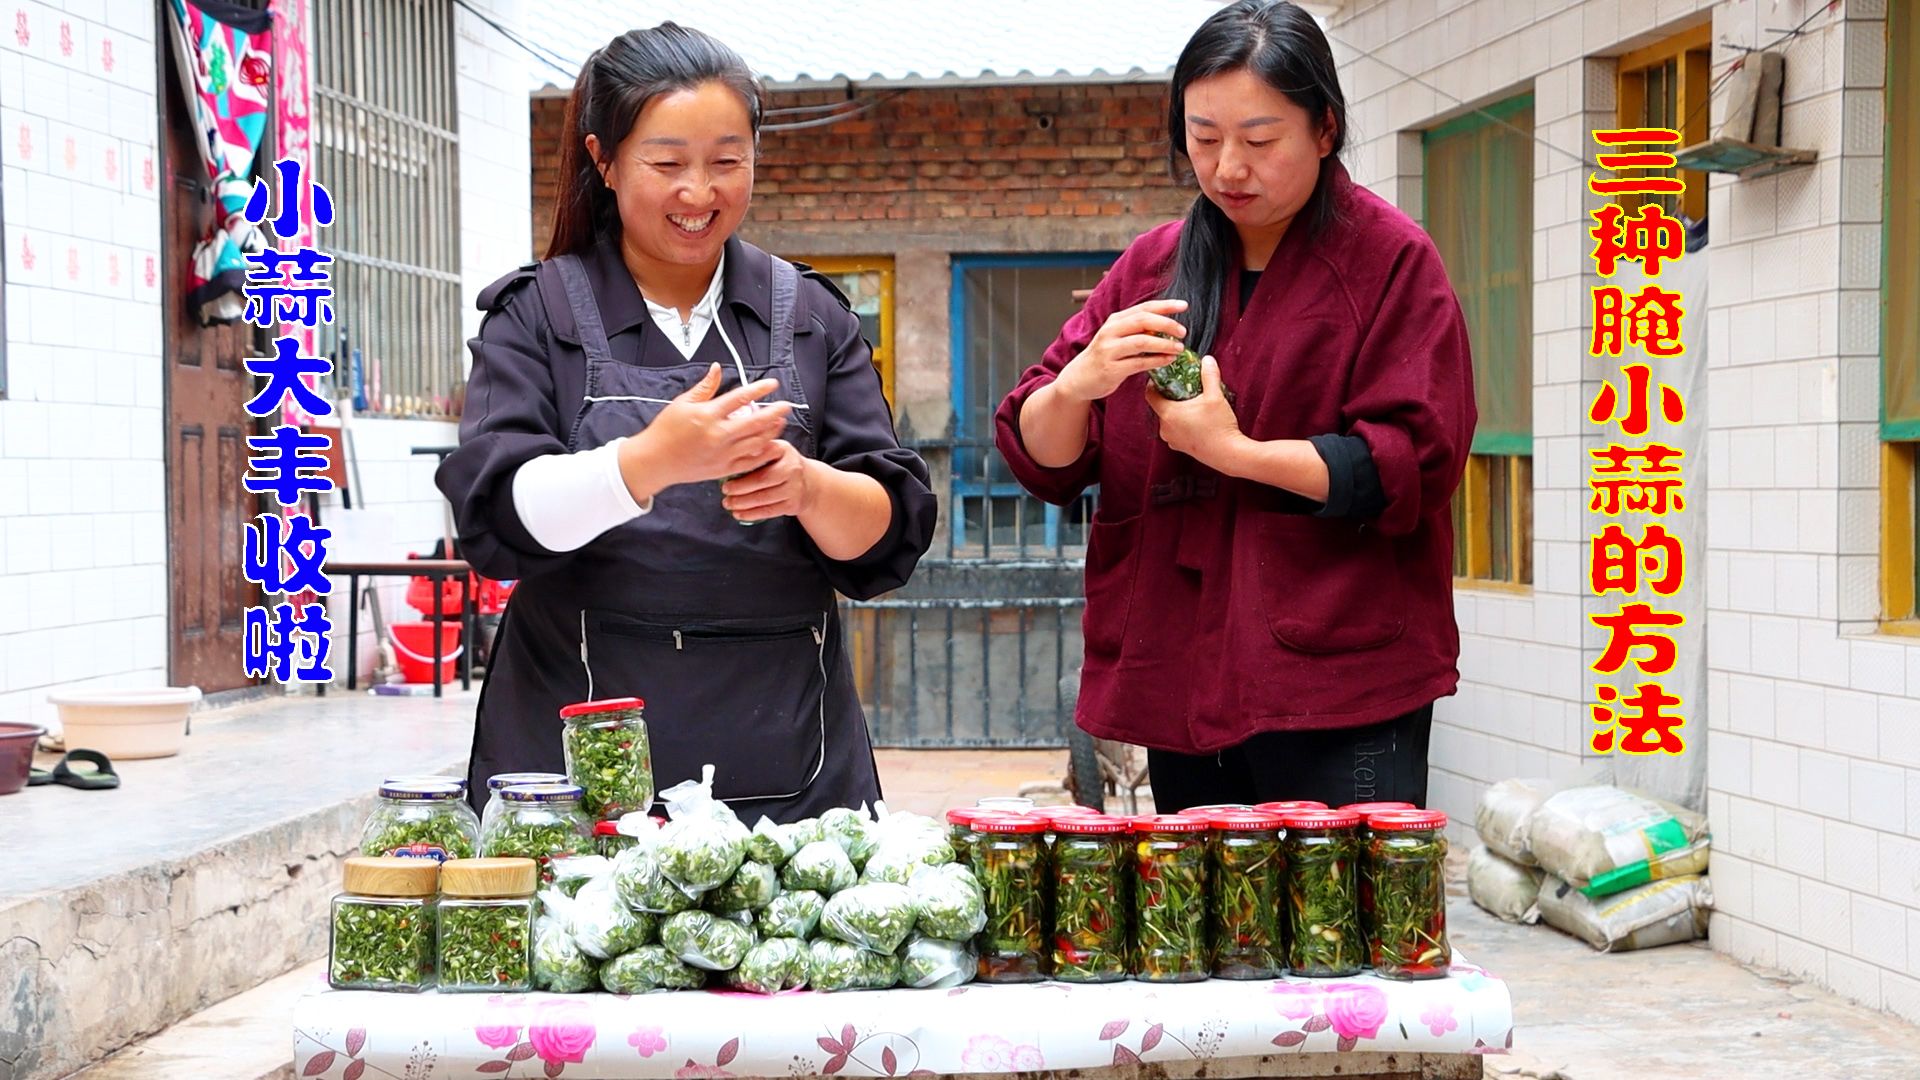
(1132, 814, 1210, 982)
(973, 813, 1050, 982)
(1253, 800, 1329, 817)
(1205, 810, 1286, 979)
(1050, 814, 1131, 982)
(1280, 809, 1365, 977)
(558, 697, 654, 820)
(1364, 810, 1451, 979)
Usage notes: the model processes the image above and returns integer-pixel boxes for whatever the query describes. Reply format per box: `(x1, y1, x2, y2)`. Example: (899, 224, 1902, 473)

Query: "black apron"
(463, 253, 882, 823)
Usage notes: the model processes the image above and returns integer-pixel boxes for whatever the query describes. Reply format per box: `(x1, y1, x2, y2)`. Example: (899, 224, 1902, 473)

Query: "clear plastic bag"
(612, 844, 699, 915)
(531, 911, 597, 992)
(781, 840, 857, 894)
(787, 817, 825, 849)
(820, 806, 879, 869)
(599, 945, 706, 993)
(655, 767, 751, 894)
(723, 936, 808, 994)
(806, 938, 899, 991)
(568, 874, 657, 959)
(910, 862, 988, 940)
(821, 882, 920, 955)
(660, 909, 756, 971)
(860, 833, 955, 885)
(708, 860, 782, 912)
(896, 934, 975, 989)
(755, 889, 826, 939)
(745, 816, 802, 868)
(548, 854, 613, 901)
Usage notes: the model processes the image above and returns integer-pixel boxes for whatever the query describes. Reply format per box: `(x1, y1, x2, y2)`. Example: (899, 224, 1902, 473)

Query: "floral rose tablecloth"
(291, 958, 1512, 1080)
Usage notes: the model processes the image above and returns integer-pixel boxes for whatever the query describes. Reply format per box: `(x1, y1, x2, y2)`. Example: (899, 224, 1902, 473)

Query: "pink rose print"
(58, 20, 70, 56)
(960, 1035, 1043, 1073)
(144, 255, 156, 288)
(674, 1065, 734, 1080)
(1267, 982, 1323, 1020)
(1420, 1002, 1458, 1038)
(15, 11, 29, 48)
(1322, 983, 1390, 1041)
(472, 993, 529, 1050)
(629, 1025, 668, 1058)
(142, 156, 155, 192)
(528, 997, 597, 1065)
(21, 236, 34, 271)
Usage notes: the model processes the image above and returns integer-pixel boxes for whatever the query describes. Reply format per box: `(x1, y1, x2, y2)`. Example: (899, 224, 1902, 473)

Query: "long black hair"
(1163, 0, 1349, 357)
(546, 23, 765, 258)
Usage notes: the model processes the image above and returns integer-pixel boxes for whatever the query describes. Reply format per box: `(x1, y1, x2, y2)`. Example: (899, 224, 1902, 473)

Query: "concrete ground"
(50, 699, 1920, 1080)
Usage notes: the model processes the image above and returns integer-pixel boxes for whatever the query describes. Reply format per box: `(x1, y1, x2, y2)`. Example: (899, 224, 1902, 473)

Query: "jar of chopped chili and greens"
(359, 780, 481, 863)
(1206, 810, 1286, 980)
(1131, 814, 1210, 983)
(479, 771, 567, 837)
(435, 857, 538, 992)
(1038, 804, 1107, 849)
(1049, 814, 1130, 982)
(559, 697, 655, 820)
(481, 783, 591, 882)
(1340, 802, 1416, 943)
(329, 856, 439, 992)
(1253, 800, 1329, 817)
(973, 813, 1050, 983)
(1280, 810, 1365, 977)
(1364, 810, 1452, 980)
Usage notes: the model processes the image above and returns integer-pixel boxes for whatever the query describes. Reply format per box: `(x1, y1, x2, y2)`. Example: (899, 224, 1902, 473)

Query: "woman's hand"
(1147, 356, 1247, 470)
(1053, 298, 1192, 403)
(721, 439, 814, 521)
(617, 363, 791, 503)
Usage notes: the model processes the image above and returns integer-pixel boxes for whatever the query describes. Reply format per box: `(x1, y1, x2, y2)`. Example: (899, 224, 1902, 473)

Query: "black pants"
(1146, 704, 1435, 812)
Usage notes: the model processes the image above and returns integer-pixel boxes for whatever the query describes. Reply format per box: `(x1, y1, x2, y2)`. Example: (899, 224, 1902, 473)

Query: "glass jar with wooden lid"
(329, 856, 440, 991)
(436, 857, 539, 991)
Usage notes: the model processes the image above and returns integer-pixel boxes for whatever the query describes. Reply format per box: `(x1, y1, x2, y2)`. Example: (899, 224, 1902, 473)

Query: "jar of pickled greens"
(1049, 815, 1130, 982)
(1340, 801, 1416, 943)
(1364, 810, 1452, 980)
(436, 858, 539, 991)
(1254, 800, 1329, 816)
(1206, 810, 1286, 980)
(559, 697, 655, 819)
(329, 856, 439, 991)
(480, 783, 592, 881)
(1280, 810, 1365, 977)
(359, 780, 481, 863)
(1038, 804, 1107, 850)
(973, 813, 1050, 983)
(946, 807, 989, 868)
(479, 771, 567, 837)
(1132, 814, 1210, 983)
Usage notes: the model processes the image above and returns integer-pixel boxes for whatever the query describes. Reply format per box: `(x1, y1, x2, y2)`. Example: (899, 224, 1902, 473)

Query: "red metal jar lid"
(1131, 814, 1212, 834)
(1254, 800, 1329, 814)
(1339, 801, 1416, 816)
(1052, 814, 1132, 835)
(1179, 803, 1254, 816)
(1208, 810, 1287, 830)
(973, 813, 1048, 835)
(1367, 809, 1449, 832)
(559, 697, 645, 718)
(1039, 805, 1108, 821)
(592, 820, 622, 836)
(1278, 810, 1363, 830)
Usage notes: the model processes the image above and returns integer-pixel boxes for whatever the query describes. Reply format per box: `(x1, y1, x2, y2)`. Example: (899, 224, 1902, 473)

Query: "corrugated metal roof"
(517, 0, 1224, 92)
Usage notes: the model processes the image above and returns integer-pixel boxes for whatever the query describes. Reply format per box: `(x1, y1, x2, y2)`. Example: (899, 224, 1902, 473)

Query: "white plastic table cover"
(290, 957, 1512, 1080)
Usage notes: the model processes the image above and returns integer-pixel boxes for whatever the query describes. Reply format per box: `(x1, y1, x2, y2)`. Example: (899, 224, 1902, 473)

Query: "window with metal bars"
(311, 0, 462, 418)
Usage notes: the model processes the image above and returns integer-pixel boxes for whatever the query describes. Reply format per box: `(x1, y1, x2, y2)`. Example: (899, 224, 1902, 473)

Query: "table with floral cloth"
(291, 957, 1512, 1080)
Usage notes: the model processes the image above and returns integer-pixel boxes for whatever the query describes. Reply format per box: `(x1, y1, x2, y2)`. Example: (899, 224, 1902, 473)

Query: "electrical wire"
(450, 0, 580, 80)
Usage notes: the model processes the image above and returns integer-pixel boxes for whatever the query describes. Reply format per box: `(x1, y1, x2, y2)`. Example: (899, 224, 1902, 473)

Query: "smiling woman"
(436, 23, 937, 823)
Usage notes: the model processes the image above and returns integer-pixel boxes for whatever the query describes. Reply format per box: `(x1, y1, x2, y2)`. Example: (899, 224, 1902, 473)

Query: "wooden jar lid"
(341, 856, 440, 898)
(440, 857, 539, 898)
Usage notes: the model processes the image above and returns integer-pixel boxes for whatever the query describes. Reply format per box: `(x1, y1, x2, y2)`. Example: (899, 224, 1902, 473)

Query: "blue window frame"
(949, 252, 1117, 551)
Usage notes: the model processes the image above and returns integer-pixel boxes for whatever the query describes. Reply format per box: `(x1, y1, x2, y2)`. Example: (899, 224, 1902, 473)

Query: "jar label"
(383, 841, 452, 863)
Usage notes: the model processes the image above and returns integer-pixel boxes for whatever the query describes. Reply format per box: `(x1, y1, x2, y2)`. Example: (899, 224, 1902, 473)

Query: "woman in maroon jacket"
(995, 0, 1475, 811)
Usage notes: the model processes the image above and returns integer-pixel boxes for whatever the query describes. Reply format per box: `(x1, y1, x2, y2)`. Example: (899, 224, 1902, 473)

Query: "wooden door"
(161, 22, 259, 692)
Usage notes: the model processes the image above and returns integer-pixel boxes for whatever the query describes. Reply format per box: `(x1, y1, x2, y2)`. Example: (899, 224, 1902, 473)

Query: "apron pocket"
(583, 610, 830, 806)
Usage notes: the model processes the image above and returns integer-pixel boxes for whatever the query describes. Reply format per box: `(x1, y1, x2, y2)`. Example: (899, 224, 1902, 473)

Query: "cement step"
(1, 687, 475, 1080)
(70, 961, 325, 1080)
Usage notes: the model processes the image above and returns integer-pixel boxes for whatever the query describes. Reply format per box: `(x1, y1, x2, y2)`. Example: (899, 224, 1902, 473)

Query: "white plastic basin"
(46, 687, 203, 760)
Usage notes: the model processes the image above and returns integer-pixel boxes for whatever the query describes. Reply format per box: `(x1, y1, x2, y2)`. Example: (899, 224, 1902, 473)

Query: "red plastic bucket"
(390, 621, 463, 684)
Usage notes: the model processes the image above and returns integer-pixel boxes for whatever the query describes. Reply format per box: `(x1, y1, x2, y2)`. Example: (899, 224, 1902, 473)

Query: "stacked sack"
(1467, 779, 1713, 953)
(533, 766, 985, 993)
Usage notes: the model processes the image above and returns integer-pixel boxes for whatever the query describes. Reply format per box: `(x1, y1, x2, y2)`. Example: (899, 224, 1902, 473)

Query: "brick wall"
(529, 83, 1191, 255)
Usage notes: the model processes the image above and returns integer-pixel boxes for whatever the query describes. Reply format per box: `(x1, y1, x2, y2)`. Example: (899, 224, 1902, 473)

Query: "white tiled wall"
(0, 0, 539, 703)
(1331, 0, 1920, 1022)
(0, 0, 163, 733)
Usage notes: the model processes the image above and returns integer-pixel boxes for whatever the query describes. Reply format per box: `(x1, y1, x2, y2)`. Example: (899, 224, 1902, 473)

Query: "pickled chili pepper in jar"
(973, 813, 1050, 983)
(1364, 810, 1452, 979)
(559, 696, 655, 820)
(1280, 809, 1366, 977)
(945, 807, 990, 869)
(1340, 801, 1416, 943)
(1131, 814, 1210, 983)
(1206, 810, 1286, 980)
(1049, 814, 1131, 982)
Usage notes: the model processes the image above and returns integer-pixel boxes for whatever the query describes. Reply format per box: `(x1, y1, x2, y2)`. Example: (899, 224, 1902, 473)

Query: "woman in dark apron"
(436, 23, 937, 823)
